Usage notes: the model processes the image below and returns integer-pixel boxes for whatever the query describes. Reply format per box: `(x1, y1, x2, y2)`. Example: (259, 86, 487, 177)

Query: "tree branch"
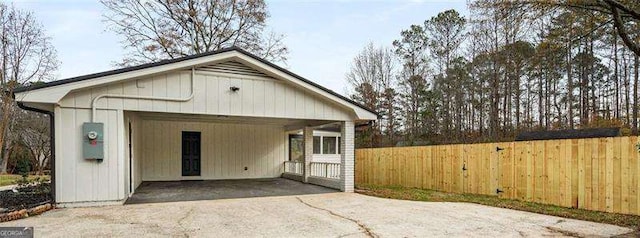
(608, 1, 640, 56)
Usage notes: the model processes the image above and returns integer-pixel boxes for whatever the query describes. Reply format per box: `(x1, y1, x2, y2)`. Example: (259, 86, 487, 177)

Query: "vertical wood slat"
(355, 136, 640, 215)
(629, 137, 638, 214)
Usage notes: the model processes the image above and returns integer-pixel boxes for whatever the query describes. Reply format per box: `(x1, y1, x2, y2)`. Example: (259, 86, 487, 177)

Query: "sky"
(13, 0, 468, 95)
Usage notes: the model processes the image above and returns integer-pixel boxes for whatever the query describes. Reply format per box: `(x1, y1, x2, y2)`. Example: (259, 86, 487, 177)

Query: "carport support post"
(340, 121, 355, 192)
(303, 126, 313, 183)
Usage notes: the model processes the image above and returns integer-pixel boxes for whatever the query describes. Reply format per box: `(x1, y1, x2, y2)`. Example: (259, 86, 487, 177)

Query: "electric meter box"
(82, 122, 104, 160)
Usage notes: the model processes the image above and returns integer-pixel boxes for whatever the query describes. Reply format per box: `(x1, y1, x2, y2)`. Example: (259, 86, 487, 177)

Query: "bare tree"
(503, 0, 640, 56)
(17, 111, 50, 175)
(101, 0, 288, 65)
(0, 3, 58, 173)
(347, 43, 398, 147)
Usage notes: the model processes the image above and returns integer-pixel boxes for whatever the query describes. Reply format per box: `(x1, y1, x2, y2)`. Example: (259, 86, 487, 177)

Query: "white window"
(323, 137, 337, 154)
(313, 136, 321, 154)
(313, 136, 341, 155)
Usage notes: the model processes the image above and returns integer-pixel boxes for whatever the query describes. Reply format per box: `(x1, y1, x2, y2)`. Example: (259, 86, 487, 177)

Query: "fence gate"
(496, 142, 513, 198)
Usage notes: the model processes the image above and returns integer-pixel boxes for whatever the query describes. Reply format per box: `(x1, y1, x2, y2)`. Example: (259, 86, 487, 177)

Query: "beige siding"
(141, 120, 286, 181)
(54, 107, 125, 204)
(59, 69, 353, 121)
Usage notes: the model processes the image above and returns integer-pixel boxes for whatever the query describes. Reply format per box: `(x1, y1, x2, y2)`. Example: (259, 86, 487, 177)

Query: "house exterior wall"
(46, 60, 363, 206)
(58, 70, 354, 121)
(54, 107, 126, 205)
(140, 120, 286, 181)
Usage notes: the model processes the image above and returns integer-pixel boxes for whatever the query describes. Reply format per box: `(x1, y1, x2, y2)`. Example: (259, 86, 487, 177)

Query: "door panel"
(182, 131, 201, 176)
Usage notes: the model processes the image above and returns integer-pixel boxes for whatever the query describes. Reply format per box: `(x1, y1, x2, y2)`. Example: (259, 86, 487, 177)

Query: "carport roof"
(15, 47, 378, 117)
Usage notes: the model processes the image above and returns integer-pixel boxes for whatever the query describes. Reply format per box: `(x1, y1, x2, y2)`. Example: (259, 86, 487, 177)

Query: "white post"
(303, 126, 313, 183)
(340, 121, 355, 192)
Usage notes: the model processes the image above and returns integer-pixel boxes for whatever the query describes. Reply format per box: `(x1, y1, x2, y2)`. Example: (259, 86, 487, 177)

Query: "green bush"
(15, 158, 31, 176)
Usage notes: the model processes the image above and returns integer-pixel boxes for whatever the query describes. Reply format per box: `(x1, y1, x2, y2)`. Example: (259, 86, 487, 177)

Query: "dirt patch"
(0, 183, 51, 212)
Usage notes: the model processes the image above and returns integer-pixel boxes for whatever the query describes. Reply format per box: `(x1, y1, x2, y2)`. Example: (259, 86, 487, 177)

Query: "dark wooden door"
(182, 131, 201, 176)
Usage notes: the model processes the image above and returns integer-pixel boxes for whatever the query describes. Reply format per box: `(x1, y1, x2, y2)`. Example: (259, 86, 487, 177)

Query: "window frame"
(313, 136, 321, 154)
(322, 136, 337, 154)
(313, 135, 341, 155)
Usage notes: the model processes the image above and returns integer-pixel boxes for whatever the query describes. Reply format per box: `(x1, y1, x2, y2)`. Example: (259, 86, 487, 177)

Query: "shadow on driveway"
(125, 178, 337, 204)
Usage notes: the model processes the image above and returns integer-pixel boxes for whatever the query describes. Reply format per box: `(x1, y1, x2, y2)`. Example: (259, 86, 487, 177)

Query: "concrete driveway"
(1, 193, 633, 237)
(126, 178, 336, 204)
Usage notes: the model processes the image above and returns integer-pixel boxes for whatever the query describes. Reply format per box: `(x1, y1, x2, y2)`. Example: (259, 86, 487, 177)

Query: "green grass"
(356, 184, 640, 231)
(0, 174, 50, 187)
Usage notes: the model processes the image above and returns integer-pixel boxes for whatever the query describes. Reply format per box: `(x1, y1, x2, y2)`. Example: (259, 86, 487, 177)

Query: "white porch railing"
(310, 162, 341, 180)
(284, 161, 341, 180)
(284, 161, 303, 175)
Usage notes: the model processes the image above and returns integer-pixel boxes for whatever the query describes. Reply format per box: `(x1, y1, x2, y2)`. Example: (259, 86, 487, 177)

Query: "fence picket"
(355, 136, 640, 215)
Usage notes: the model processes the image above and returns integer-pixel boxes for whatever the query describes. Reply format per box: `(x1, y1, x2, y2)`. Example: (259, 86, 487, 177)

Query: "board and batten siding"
(141, 120, 286, 181)
(49, 60, 359, 205)
(58, 68, 353, 121)
(54, 107, 126, 204)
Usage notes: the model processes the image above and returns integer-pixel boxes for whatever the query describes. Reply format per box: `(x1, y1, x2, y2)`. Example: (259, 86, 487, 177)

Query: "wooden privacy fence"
(355, 136, 640, 215)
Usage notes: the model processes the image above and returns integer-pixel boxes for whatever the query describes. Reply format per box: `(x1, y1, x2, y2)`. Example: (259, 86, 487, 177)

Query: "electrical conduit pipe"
(90, 67, 196, 122)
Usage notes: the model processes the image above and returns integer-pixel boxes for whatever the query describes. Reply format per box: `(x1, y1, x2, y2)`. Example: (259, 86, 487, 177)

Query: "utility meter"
(87, 131, 98, 140)
(82, 123, 104, 160)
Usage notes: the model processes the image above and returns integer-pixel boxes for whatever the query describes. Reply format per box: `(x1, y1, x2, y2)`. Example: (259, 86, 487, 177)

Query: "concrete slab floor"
(2, 193, 633, 237)
(125, 178, 337, 204)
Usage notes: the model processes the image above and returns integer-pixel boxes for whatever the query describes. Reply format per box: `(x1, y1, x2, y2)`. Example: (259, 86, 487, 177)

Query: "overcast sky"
(14, 0, 467, 94)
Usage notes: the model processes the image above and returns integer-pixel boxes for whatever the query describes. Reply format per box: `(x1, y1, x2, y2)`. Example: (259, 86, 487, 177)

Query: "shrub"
(15, 157, 31, 177)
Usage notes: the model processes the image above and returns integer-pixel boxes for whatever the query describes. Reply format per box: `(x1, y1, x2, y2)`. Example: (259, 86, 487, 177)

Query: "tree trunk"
(567, 43, 574, 129)
(1, 142, 12, 174)
(624, 50, 631, 125)
(634, 55, 639, 134)
(538, 64, 544, 128)
(37, 151, 48, 176)
(0, 99, 11, 174)
(614, 31, 620, 119)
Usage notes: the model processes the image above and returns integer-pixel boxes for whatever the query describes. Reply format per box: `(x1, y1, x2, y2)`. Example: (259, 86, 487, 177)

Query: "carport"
(125, 178, 336, 204)
(14, 47, 377, 207)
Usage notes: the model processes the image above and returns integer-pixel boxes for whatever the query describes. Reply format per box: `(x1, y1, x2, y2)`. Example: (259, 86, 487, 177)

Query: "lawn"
(356, 184, 640, 231)
(0, 174, 50, 187)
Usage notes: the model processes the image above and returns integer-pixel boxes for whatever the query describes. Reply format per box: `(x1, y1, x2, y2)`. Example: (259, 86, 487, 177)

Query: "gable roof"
(15, 47, 378, 118)
(15, 47, 238, 93)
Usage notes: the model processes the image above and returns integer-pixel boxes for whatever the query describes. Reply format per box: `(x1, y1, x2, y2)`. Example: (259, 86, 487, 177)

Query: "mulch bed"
(0, 183, 53, 222)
